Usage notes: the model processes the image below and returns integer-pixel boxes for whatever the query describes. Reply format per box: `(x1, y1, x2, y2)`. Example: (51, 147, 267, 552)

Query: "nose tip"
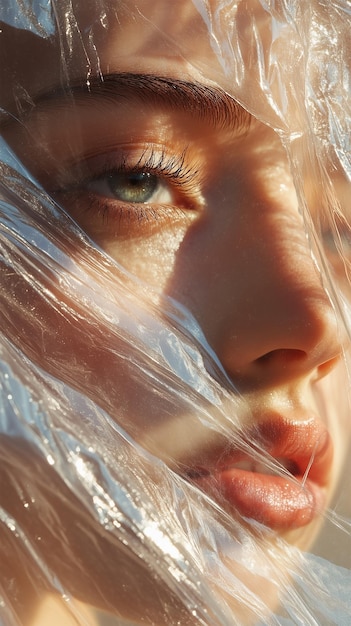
(217, 278, 342, 388)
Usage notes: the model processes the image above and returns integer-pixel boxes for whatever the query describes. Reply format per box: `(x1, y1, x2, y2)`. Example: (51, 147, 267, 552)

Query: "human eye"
(89, 170, 169, 204)
(51, 146, 202, 240)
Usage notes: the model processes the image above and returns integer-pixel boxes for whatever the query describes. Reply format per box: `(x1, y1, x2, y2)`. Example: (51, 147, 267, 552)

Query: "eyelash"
(122, 147, 196, 190)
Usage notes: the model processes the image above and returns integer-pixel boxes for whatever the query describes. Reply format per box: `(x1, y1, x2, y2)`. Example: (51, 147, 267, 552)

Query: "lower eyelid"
(52, 187, 198, 239)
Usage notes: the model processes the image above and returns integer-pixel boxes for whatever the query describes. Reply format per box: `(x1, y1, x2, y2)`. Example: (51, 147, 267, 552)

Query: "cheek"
(313, 358, 351, 485)
(8, 238, 199, 444)
(102, 223, 195, 290)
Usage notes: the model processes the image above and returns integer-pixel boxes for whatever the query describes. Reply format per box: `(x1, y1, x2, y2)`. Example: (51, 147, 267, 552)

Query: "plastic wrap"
(0, 1, 351, 624)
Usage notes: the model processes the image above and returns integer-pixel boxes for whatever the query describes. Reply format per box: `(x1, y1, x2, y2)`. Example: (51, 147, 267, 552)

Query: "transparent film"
(0, 1, 351, 624)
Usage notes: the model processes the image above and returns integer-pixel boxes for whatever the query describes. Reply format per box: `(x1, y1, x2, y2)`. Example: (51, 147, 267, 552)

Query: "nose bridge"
(166, 175, 341, 386)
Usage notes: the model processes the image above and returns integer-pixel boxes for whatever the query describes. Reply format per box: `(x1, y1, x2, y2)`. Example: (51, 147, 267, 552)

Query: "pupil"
(108, 171, 158, 203)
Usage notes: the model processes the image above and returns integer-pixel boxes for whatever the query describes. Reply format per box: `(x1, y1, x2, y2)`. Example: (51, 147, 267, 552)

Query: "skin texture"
(1, 1, 350, 624)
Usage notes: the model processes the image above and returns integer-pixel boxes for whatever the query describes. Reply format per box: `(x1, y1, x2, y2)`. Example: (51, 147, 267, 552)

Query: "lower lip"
(194, 469, 326, 530)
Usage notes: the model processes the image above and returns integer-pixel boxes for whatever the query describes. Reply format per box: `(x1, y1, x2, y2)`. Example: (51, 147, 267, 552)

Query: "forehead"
(0, 1, 224, 110)
(0, 0, 301, 132)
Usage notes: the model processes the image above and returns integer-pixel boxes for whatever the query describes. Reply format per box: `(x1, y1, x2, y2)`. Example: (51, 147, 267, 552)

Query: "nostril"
(235, 349, 312, 387)
(256, 348, 307, 367)
(226, 349, 310, 388)
(315, 355, 341, 381)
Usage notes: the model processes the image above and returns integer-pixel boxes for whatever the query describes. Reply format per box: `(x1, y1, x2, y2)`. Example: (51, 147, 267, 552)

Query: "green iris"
(106, 171, 158, 203)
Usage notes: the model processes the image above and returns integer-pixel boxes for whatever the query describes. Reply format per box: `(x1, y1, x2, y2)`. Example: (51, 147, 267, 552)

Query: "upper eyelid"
(52, 146, 204, 205)
(60, 147, 199, 183)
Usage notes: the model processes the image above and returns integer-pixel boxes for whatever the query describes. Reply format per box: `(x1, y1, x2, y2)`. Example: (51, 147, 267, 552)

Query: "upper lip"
(182, 414, 333, 485)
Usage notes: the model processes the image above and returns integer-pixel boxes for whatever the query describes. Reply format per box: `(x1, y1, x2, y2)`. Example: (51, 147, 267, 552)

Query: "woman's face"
(1, 0, 350, 621)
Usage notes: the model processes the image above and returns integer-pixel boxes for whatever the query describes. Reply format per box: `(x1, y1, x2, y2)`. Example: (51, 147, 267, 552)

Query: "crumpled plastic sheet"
(1, 1, 351, 625)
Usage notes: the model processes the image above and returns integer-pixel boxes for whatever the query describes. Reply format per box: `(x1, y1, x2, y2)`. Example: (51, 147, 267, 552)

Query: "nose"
(216, 233, 341, 386)
(167, 185, 341, 390)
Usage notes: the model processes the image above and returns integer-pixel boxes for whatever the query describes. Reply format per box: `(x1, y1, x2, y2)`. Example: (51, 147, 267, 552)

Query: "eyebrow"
(33, 72, 252, 134)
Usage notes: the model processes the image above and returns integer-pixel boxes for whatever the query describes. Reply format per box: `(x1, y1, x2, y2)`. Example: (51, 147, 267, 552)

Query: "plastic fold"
(0, 1, 351, 625)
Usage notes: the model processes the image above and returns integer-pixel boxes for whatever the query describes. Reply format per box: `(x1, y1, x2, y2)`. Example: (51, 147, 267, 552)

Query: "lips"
(182, 416, 333, 531)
